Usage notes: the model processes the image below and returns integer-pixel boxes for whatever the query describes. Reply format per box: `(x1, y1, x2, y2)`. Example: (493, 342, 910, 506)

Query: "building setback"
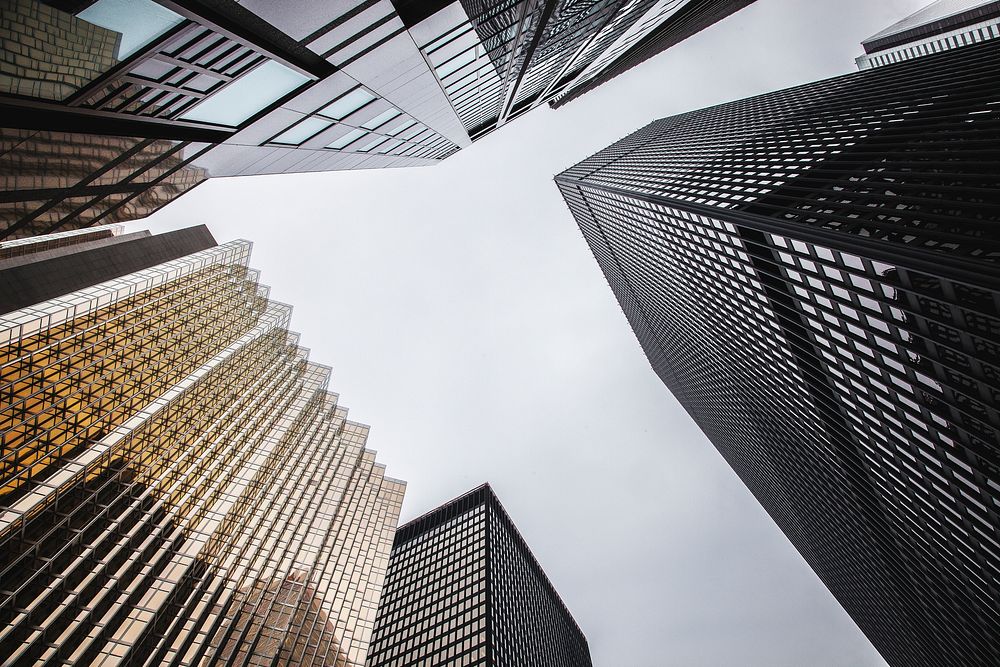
(0, 0, 754, 240)
(556, 35, 1000, 667)
(0, 225, 405, 666)
(367, 484, 591, 667)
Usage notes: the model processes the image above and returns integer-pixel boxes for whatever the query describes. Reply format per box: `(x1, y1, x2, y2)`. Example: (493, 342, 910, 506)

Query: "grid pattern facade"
(409, 0, 750, 139)
(367, 485, 591, 667)
(556, 39, 1000, 667)
(856, 0, 1000, 69)
(0, 231, 405, 666)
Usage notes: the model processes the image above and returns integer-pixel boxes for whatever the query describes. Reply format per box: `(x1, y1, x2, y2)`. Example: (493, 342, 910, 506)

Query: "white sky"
(141, 1, 929, 664)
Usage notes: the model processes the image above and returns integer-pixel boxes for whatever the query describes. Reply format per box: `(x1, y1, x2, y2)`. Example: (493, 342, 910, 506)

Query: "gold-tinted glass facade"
(0, 235, 404, 666)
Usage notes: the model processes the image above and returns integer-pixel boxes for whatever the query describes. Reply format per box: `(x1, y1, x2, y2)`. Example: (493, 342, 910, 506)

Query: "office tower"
(555, 34, 1000, 667)
(0, 225, 405, 666)
(367, 484, 591, 667)
(549, 0, 755, 108)
(856, 0, 1000, 69)
(0, 0, 754, 240)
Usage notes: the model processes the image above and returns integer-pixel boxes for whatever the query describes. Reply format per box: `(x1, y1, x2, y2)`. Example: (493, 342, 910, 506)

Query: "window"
(77, 0, 184, 59)
(2, 0, 185, 101)
(362, 109, 402, 130)
(271, 117, 332, 145)
(318, 88, 376, 120)
(179, 60, 309, 127)
(327, 128, 368, 150)
(359, 136, 389, 152)
(387, 120, 418, 136)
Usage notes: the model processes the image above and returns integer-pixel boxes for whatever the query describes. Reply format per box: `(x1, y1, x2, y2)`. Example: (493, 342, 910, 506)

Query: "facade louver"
(0, 225, 405, 666)
(556, 37, 1000, 667)
(1, 0, 754, 239)
(367, 484, 592, 667)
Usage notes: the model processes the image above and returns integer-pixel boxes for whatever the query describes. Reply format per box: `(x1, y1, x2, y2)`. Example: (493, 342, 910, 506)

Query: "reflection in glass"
(0, 0, 182, 101)
(78, 0, 185, 59)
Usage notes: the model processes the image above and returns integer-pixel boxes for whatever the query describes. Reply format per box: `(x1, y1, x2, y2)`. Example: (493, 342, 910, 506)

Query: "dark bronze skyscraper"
(0, 225, 405, 666)
(1, 0, 754, 239)
(556, 33, 1000, 667)
(367, 484, 592, 667)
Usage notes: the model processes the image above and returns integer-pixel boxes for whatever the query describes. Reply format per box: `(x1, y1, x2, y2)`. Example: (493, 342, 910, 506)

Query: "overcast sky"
(141, 1, 931, 664)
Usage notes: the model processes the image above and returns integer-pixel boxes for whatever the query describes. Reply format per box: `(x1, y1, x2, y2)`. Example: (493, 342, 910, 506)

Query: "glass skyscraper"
(556, 34, 1000, 667)
(549, 0, 755, 108)
(0, 225, 405, 666)
(1, 0, 754, 239)
(367, 484, 591, 667)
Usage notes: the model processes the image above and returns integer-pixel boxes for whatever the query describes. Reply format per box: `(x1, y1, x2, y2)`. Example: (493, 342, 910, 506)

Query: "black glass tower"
(367, 484, 592, 667)
(1, 0, 754, 239)
(556, 36, 1000, 667)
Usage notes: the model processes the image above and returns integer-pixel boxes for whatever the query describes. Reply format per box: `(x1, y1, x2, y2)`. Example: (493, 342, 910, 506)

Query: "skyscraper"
(1, 0, 754, 239)
(0, 225, 405, 666)
(555, 33, 1000, 667)
(855, 0, 1000, 69)
(549, 0, 755, 108)
(366, 484, 592, 667)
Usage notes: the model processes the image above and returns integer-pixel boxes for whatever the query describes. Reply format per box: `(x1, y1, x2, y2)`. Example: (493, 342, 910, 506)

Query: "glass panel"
(0, 0, 184, 101)
(326, 129, 367, 150)
(271, 117, 332, 145)
(179, 61, 309, 127)
(399, 125, 425, 141)
(317, 88, 376, 120)
(358, 135, 388, 152)
(78, 0, 185, 59)
(436, 49, 475, 78)
(377, 140, 403, 154)
(362, 109, 402, 130)
(387, 119, 417, 136)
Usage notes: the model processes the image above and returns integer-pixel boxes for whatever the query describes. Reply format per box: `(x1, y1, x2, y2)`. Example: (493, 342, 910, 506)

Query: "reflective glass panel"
(318, 88, 376, 120)
(399, 125, 425, 140)
(378, 140, 403, 154)
(387, 119, 417, 136)
(271, 117, 332, 145)
(436, 49, 475, 78)
(78, 0, 185, 58)
(179, 61, 309, 127)
(359, 135, 388, 152)
(362, 109, 401, 130)
(327, 128, 368, 149)
(1, 0, 184, 101)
